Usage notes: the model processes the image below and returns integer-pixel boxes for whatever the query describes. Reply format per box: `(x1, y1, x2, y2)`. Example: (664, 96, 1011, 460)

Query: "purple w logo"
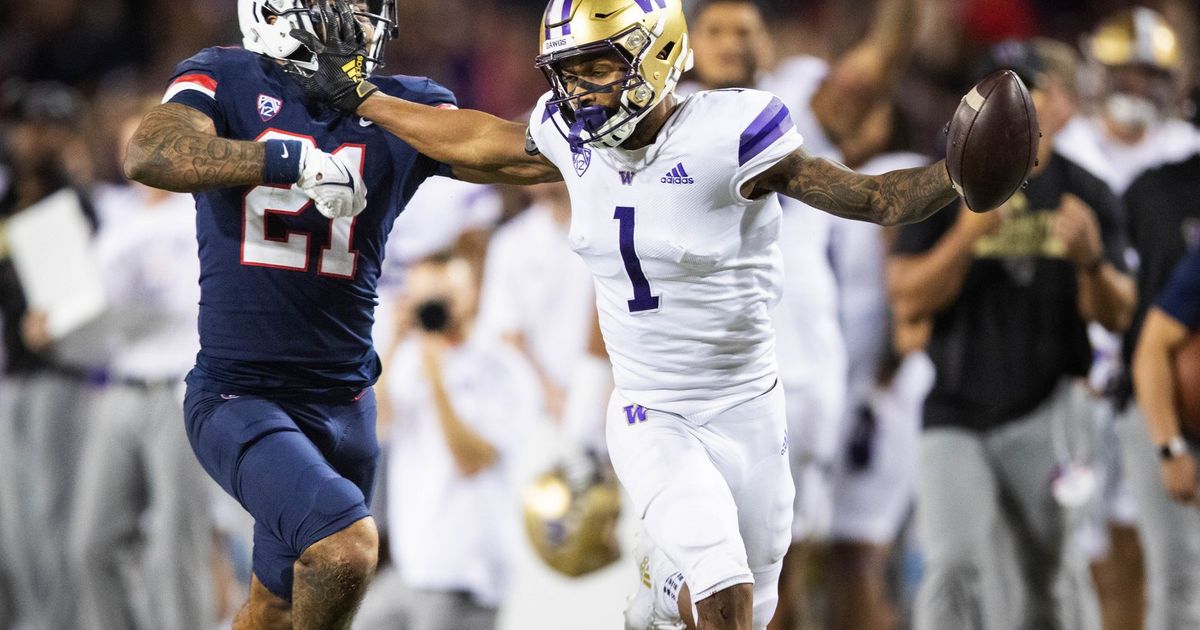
(620, 171, 635, 186)
(624, 404, 648, 425)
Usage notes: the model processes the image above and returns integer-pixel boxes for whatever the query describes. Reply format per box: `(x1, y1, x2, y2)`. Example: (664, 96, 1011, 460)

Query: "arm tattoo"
(125, 103, 266, 192)
(761, 151, 959, 226)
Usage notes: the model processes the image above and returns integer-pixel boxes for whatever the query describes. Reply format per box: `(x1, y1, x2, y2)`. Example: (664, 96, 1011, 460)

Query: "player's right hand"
(297, 145, 368, 219)
(286, 0, 379, 113)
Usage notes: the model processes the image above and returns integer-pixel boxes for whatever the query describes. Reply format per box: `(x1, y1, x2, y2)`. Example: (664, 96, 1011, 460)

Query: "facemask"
(1105, 92, 1161, 130)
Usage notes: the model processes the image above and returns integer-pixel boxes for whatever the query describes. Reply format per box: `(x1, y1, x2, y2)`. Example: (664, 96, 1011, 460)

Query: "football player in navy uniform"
(123, 1, 472, 627)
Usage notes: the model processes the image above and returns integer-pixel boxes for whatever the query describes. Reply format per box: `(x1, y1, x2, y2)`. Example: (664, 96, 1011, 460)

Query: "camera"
(415, 299, 451, 333)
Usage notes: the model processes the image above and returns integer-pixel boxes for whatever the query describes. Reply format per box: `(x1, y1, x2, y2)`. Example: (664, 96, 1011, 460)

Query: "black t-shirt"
(894, 152, 1128, 431)
(1121, 153, 1200, 369)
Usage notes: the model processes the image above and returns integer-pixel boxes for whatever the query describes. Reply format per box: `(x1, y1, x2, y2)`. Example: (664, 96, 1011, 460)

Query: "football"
(1176, 331, 1200, 440)
(946, 70, 1041, 212)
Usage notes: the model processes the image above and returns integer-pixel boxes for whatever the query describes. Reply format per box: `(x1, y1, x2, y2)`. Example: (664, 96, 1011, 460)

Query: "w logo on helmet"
(633, 0, 668, 11)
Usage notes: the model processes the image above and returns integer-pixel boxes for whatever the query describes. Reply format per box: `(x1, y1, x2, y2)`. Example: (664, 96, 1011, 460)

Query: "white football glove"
(296, 145, 368, 219)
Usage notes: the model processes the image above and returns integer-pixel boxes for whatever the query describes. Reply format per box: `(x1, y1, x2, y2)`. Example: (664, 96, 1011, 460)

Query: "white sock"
(658, 570, 686, 619)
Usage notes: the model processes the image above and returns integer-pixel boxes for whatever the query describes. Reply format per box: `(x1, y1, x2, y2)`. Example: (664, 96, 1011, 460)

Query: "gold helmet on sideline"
(523, 451, 622, 577)
(1087, 6, 1181, 72)
(535, 0, 694, 149)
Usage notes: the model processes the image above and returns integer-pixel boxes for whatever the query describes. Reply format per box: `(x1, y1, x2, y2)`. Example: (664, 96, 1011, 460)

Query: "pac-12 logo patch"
(257, 94, 282, 122)
(572, 146, 592, 177)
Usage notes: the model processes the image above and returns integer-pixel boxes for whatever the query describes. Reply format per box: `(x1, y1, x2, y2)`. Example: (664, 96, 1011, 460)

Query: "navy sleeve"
(372, 75, 458, 178)
(371, 75, 458, 108)
(162, 48, 228, 135)
(1156, 249, 1200, 332)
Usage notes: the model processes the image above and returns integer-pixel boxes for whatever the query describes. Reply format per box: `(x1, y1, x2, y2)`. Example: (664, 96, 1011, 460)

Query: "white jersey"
(832, 151, 930, 402)
(1056, 115, 1200, 195)
(529, 88, 804, 421)
(758, 57, 847, 393)
(477, 203, 594, 389)
(379, 176, 501, 290)
(94, 185, 201, 381)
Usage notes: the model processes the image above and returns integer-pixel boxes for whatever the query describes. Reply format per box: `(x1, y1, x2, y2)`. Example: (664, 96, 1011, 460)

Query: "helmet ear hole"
(656, 40, 676, 61)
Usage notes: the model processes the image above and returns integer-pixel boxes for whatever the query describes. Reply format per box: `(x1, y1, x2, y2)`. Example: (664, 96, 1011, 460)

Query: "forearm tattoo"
(767, 152, 958, 226)
(126, 104, 265, 192)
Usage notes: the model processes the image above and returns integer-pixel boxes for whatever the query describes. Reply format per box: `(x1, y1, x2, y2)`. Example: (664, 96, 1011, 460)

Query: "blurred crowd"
(2, 0, 1200, 629)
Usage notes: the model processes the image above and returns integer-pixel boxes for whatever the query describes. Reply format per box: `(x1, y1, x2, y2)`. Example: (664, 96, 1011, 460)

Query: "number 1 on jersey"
(614, 206, 660, 313)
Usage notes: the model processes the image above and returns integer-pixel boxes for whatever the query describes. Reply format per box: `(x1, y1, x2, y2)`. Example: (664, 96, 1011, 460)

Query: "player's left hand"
(297, 145, 368, 219)
(286, 0, 379, 113)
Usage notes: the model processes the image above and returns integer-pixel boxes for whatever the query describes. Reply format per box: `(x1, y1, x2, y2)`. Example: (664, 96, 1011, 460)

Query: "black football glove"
(286, 0, 379, 113)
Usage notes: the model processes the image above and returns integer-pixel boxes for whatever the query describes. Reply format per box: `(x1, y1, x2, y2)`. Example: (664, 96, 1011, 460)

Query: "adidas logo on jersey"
(660, 163, 694, 185)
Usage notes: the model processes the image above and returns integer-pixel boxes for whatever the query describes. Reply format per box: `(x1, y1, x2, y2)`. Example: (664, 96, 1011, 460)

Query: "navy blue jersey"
(164, 47, 455, 399)
(1157, 249, 1200, 332)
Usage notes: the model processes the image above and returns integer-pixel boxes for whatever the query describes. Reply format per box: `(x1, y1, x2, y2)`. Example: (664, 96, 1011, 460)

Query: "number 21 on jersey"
(242, 130, 361, 279)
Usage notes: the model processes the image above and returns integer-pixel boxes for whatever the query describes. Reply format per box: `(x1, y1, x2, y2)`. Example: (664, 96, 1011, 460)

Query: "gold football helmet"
(534, 0, 694, 149)
(523, 453, 622, 577)
(1087, 7, 1181, 72)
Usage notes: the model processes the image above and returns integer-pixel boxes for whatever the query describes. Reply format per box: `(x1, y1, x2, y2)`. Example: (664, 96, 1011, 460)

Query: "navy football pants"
(183, 386, 378, 600)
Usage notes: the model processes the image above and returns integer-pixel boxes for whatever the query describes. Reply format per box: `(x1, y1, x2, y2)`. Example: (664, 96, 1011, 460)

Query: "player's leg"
(234, 574, 292, 630)
(0, 376, 39, 624)
(67, 383, 145, 630)
(717, 384, 795, 630)
(1086, 398, 1145, 630)
(291, 516, 379, 629)
(827, 354, 929, 630)
(912, 427, 1002, 630)
(142, 383, 215, 630)
(771, 382, 843, 630)
(1117, 404, 1200, 630)
(184, 388, 379, 629)
(607, 394, 755, 630)
(989, 381, 1101, 630)
(26, 372, 90, 628)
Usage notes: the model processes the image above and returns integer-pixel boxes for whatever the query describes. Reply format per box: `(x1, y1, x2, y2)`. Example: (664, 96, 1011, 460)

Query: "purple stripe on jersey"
(561, 0, 573, 33)
(738, 98, 794, 166)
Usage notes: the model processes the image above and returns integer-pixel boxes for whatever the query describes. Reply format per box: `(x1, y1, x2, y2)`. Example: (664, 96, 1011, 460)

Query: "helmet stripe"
(561, 0, 573, 35)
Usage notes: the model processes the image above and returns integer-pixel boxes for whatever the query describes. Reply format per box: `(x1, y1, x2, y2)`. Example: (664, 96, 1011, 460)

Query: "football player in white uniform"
(291, 1, 979, 627)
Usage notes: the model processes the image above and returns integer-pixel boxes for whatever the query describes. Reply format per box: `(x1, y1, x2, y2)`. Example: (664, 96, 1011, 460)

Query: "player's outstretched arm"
(357, 94, 563, 185)
(285, 0, 560, 186)
(124, 103, 266, 192)
(752, 148, 958, 226)
(126, 102, 367, 217)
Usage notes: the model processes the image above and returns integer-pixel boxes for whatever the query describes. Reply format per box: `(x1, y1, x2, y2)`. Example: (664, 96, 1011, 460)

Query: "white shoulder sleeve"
(726, 89, 805, 203)
(528, 91, 570, 170)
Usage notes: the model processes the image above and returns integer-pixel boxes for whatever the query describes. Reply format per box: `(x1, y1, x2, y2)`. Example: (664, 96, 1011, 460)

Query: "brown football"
(946, 70, 1041, 212)
(1176, 331, 1200, 441)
